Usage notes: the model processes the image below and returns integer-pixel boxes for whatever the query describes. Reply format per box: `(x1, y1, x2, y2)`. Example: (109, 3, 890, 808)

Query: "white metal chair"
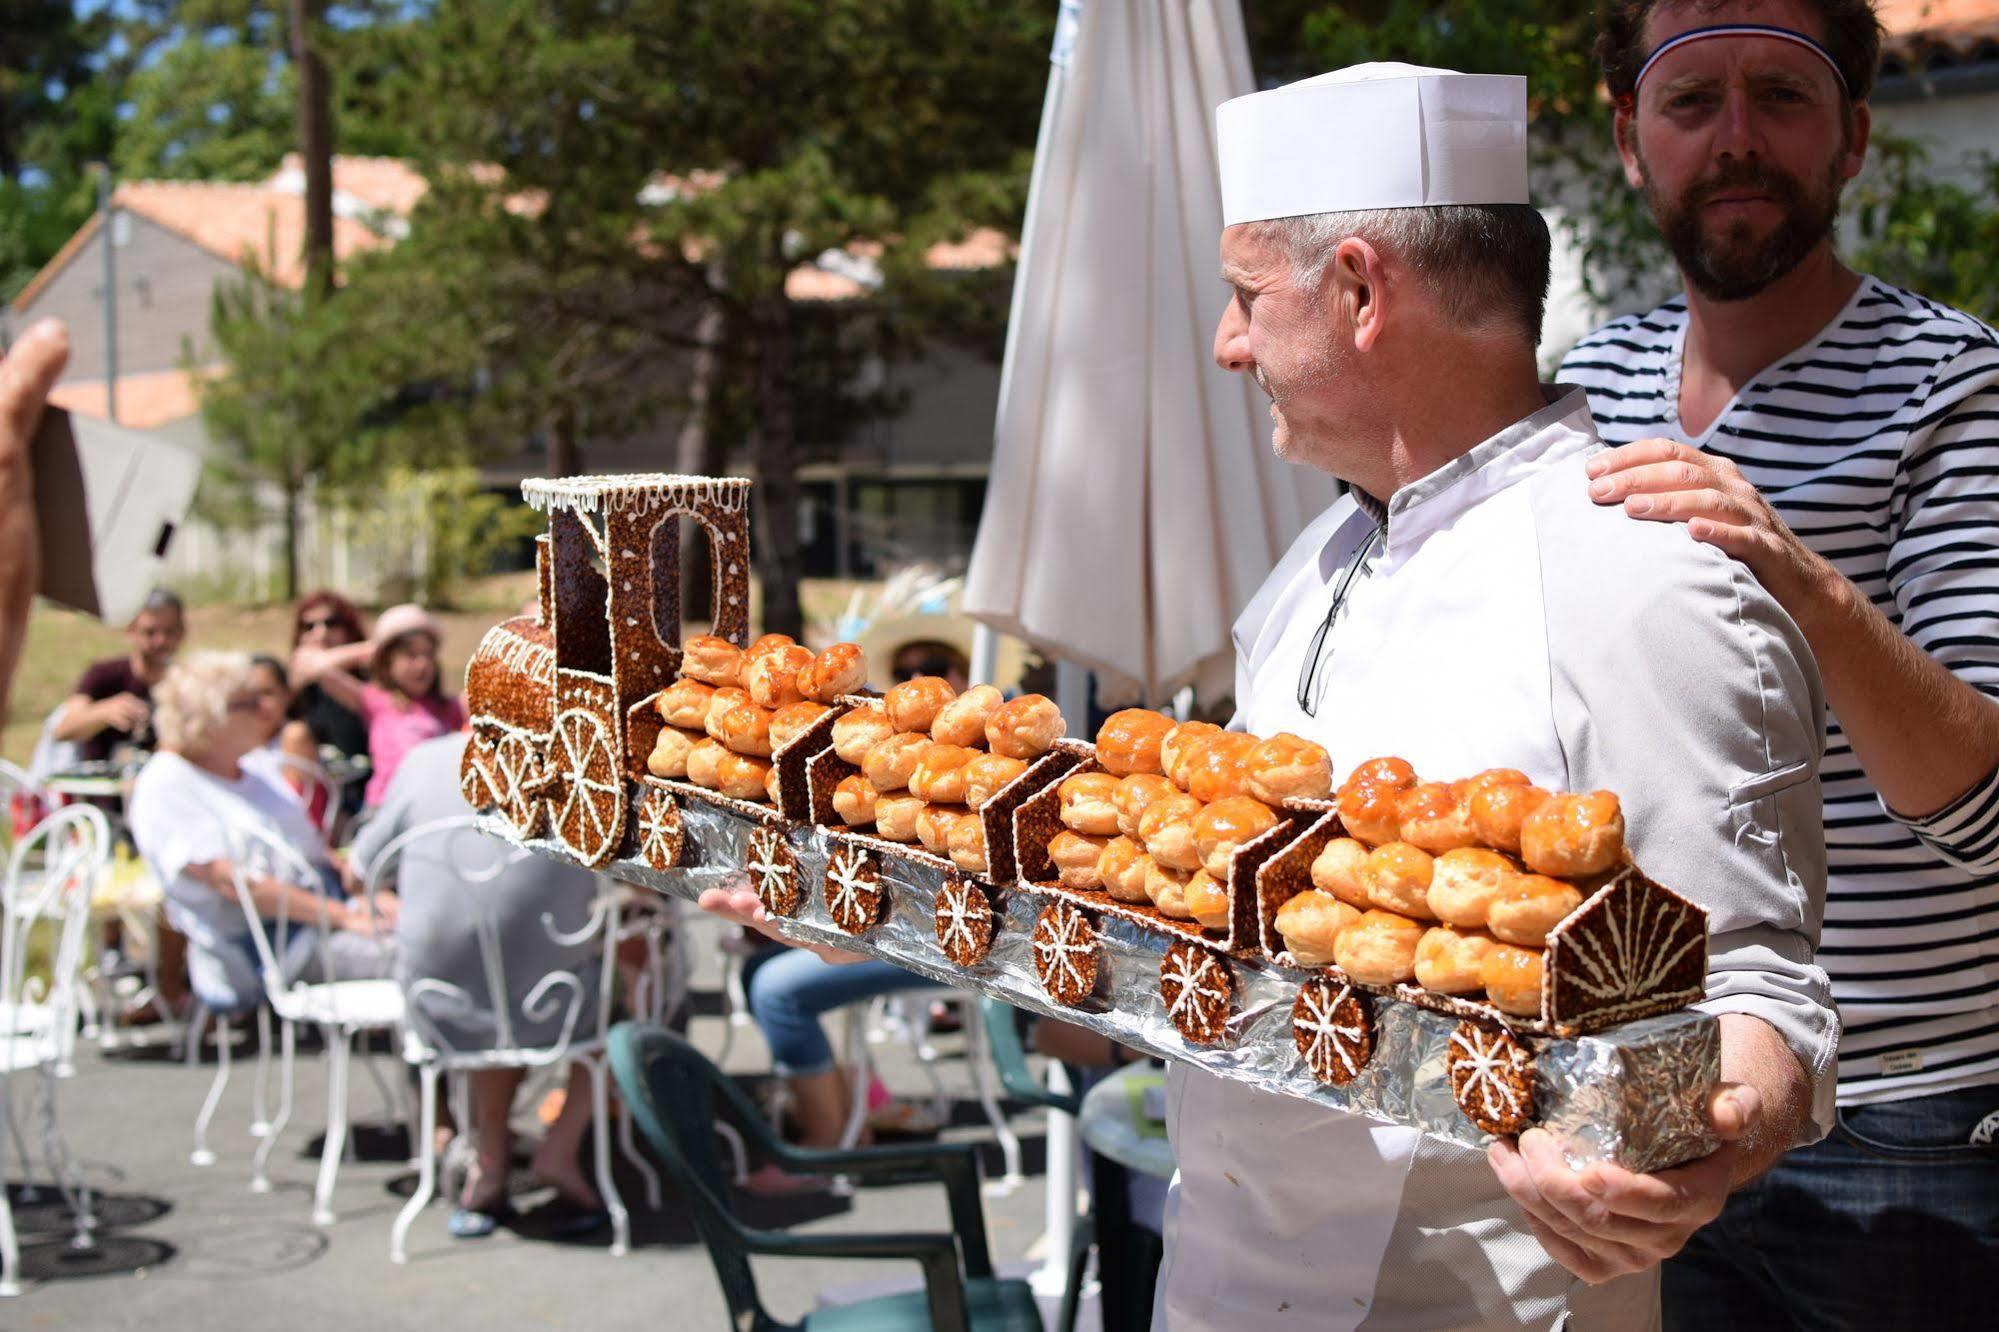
(833, 988, 1025, 1194)
(364, 816, 634, 1262)
(0, 805, 110, 1296)
(223, 821, 407, 1225)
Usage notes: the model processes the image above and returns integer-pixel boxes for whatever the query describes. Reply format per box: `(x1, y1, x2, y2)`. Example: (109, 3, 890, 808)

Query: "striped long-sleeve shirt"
(1562, 276, 1999, 1104)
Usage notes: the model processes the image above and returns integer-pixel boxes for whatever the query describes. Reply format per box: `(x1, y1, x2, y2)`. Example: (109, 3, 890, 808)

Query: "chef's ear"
(1330, 237, 1386, 352)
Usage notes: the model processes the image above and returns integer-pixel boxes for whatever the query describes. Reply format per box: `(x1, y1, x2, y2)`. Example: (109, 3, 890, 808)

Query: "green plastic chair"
(607, 1021, 1042, 1332)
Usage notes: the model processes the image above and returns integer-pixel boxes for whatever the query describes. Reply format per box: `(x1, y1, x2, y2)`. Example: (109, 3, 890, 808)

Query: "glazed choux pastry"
(703, 686, 751, 741)
(745, 632, 796, 662)
(1160, 721, 1222, 791)
(1137, 790, 1205, 872)
(1096, 836, 1151, 903)
(885, 676, 957, 734)
(715, 700, 775, 758)
(713, 752, 773, 802)
(861, 732, 931, 793)
(681, 635, 745, 688)
(655, 678, 716, 729)
(1058, 772, 1124, 837)
(798, 643, 868, 703)
(916, 804, 973, 858)
(1397, 782, 1477, 853)
(769, 701, 831, 753)
(646, 726, 698, 779)
(1144, 860, 1196, 920)
(1114, 773, 1179, 839)
(1336, 756, 1418, 846)
(832, 773, 879, 827)
(1049, 829, 1109, 890)
(1520, 791, 1625, 878)
(1334, 909, 1425, 986)
(908, 744, 979, 805)
(1488, 874, 1585, 945)
(987, 694, 1066, 759)
(1194, 796, 1280, 879)
(1274, 890, 1362, 967)
(1094, 709, 1175, 777)
(1245, 733, 1334, 805)
(1469, 782, 1551, 853)
(1427, 847, 1518, 927)
(685, 737, 728, 789)
(948, 816, 989, 875)
(765, 764, 783, 805)
(830, 707, 897, 765)
(1185, 731, 1260, 804)
(1184, 869, 1231, 931)
(1310, 836, 1374, 910)
(1462, 767, 1532, 797)
(931, 684, 1004, 747)
(1481, 943, 1546, 1016)
(1362, 842, 1437, 919)
(1414, 925, 1497, 994)
(744, 644, 813, 710)
(873, 792, 924, 843)
(962, 754, 1029, 809)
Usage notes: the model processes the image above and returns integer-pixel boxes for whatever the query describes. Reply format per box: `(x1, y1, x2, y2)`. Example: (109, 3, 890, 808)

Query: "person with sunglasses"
(286, 591, 371, 818)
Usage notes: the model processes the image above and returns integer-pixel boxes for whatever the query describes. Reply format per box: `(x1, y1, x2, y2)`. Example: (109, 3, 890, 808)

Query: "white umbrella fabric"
(963, 0, 1340, 708)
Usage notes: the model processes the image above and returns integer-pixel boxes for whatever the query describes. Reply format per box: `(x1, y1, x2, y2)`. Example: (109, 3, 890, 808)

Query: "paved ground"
(6, 911, 1077, 1329)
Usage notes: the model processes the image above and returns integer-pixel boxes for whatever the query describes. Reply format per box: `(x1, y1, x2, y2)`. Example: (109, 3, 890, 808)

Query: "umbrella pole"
(970, 622, 1000, 689)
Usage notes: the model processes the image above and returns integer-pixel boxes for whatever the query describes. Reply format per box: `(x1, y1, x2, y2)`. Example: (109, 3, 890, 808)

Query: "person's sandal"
(447, 1199, 515, 1239)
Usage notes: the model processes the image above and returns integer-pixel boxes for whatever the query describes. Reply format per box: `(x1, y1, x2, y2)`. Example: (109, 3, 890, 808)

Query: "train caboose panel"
(461, 473, 752, 868)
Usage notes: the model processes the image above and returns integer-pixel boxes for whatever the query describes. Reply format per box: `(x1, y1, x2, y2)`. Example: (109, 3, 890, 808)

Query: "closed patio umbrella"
(963, 0, 1339, 709)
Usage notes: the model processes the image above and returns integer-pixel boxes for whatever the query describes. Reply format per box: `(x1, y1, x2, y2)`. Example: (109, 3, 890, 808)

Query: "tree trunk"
(749, 293, 804, 639)
(291, 0, 335, 302)
(282, 479, 302, 602)
(676, 298, 728, 620)
(548, 405, 580, 477)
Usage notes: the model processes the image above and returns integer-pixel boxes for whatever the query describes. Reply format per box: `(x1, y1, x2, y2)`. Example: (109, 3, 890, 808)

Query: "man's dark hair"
(1596, 0, 1884, 104)
(1258, 204, 1554, 344)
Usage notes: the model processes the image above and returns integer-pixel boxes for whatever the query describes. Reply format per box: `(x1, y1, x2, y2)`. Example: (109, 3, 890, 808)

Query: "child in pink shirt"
(290, 603, 465, 806)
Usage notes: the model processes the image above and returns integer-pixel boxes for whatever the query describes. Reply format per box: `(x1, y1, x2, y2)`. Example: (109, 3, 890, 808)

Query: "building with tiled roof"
(1872, 0, 1999, 189)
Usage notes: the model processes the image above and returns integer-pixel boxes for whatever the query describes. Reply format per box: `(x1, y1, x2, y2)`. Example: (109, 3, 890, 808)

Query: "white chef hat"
(1216, 63, 1529, 227)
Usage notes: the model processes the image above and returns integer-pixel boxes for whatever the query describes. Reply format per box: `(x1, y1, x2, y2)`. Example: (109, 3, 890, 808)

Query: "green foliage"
(349, 465, 544, 607)
(1853, 133, 1999, 323)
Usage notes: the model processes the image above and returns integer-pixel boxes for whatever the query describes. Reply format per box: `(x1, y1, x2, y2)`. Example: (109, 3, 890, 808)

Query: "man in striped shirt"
(1560, 1, 1999, 1324)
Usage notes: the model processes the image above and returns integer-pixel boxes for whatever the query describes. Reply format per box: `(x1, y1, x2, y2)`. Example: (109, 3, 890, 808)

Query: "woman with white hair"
(127, 650, 394, 1013)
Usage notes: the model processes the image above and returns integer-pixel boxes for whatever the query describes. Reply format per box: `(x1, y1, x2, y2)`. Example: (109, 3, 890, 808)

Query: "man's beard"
(1642, 152, 1845, 301)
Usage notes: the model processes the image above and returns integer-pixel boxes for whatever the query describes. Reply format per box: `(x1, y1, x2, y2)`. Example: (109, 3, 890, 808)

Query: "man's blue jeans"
(743, 946, 935, 1077)
(1663, 1082, 1999, 1329)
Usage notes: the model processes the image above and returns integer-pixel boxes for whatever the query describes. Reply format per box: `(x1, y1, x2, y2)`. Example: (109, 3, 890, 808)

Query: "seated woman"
(739, 939, 937, 1193)
(127, 652, 393, 1016)
(237, 654, 327, 813)
(349, 731, 608, 1238)
(289, 603, 465, 809)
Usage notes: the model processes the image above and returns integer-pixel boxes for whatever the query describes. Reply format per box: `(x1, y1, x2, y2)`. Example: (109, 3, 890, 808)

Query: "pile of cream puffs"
(645, 634, 867, 802)
(1047, 709, 1331, 933)
(822, 678, 1066, 875)
(1275, 758, 1626, 1016)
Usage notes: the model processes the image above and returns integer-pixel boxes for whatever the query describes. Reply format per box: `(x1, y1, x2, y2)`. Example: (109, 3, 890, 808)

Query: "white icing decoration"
(1033, 905, 1094, 996)
(637, 790, 680, 867)
(475, 622, 555, 685)
(1449, 1025, 1529, 1123)
(1162, 947, 1229, 1031)
(937, 880, 988, 958)
(1295, 980, 1369, 1080)
(826, 846, 877, 928)
(522, 473, 751, 516)
(551, 709, 621, 857)
(747, 830, 793, 905)
(1556, 877, 1706, 1017)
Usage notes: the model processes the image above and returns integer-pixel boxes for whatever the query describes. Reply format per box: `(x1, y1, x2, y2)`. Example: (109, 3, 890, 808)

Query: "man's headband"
(1627, 24, 1849, 105)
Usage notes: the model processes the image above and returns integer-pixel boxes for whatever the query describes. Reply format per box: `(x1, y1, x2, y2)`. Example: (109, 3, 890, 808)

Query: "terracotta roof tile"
(48, 367, 212, 429)
(1877, 0, 1999, 67)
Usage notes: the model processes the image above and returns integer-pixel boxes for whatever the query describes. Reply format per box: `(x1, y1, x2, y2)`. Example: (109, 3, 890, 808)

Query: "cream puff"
(703, 686, 751, 741)
(1487, 874, 1585, 946)
(1094, 709, 1175, 777)
(931, 684, 1004, 747)
(1049, 829, 1109, 890)
(873, 792, 924, 843)
(1144, 860, 1196, 920)
(1469, 781, 1551, 854)
(1520, 791, 1625, 878)
(769, 701, 831, 753)
(1414, 925, 1497, 994)
(908, 744, 978, 805)
(948, 816, 989, 875)
(1184, 869, 1232, 931)
(1361, 842, 1437, 919)
(685, 737, 728, 789)
(1058, 772, 1124, 837)
(646, 726, 699, 779)
(1397, 781, 1477, 853)
(962, 753, 1029, 809)
(713, 751, 773, 802)
(744, 644, 813, 710)
(715, 700, 775, 758)
(833, 773, 879, 827)
(1114, 773, 1179, 840)
(1184, 731, 1260, 804)
(1427, 847, 1518, 928)
(1310, 836, 1374, 910)
(1245, 733, 1334, 805)
(1481, 943, 1546, 1016)
(1160, 721, 1222, 791)
(1096, 836, 1152, 904)
(655, 677, 716, 729)
(1274, 890, 1362, 967)
(987, 694, 1065, 759)
(885, 676, 957, 734)
(798, 643, 868, 703)
(830, 707, 897, 766)
(916, 804, 973, 858)
(1193, 796, 1280, 879)
(1334, 909, 1425, 985)
(1137, 790, 1205, 872)
(860, 731, 932, 792)
(681, 635, 745, 688)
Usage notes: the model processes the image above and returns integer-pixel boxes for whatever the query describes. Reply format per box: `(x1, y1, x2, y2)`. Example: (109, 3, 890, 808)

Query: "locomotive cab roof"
(522, 473, 750, 517)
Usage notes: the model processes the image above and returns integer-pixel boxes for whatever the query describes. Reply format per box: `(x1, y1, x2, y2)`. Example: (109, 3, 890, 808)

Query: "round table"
(1076, 1061, 1175, 1332)
(1078, 1061, 1176, 1179)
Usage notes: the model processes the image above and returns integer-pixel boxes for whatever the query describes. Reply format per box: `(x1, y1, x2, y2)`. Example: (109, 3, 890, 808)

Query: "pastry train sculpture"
(464, 474, 1719, 1161)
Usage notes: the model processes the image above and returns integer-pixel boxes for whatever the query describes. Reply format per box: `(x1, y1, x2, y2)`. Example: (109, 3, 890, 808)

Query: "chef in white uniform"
(1156, 65, 1837, 1329)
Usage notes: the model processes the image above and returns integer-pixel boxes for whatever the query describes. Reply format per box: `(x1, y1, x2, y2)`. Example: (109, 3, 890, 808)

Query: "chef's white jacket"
(1155, 388, 1836, 1330)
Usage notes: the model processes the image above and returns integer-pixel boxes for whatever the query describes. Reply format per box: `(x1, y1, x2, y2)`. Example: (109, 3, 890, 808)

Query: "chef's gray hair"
(1253, 204, 1551, 343)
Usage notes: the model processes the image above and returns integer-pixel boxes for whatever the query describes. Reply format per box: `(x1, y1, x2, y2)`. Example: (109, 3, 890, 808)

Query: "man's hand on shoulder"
(1585, 439, 1843, 630)
(1488, 1081, 1761, 1284)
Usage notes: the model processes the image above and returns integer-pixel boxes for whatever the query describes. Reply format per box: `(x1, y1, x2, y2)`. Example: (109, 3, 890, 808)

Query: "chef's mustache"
(1683, 158, 1807, 211)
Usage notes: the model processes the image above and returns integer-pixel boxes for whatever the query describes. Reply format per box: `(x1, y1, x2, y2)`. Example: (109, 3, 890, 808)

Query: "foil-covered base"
(517, 804, 1719, 1170)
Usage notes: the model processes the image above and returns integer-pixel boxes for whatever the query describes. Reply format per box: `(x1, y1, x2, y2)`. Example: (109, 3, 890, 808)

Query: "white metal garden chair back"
(0, 804, 110, 1296)
(223, 819, 406, 1224)
(358, 815, 640, 1262)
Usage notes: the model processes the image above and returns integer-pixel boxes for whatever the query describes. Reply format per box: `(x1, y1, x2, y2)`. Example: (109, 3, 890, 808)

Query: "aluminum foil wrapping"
(553, 804, 1719, 1172)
